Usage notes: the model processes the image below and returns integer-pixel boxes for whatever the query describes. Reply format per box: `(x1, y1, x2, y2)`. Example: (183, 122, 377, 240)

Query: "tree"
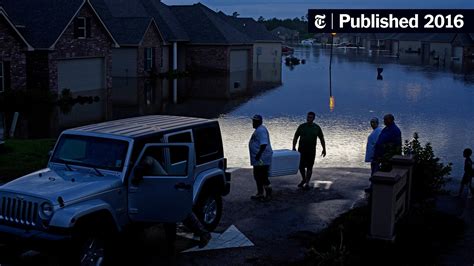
(232, 11, 240, 17)
(258, 16, 265, 22)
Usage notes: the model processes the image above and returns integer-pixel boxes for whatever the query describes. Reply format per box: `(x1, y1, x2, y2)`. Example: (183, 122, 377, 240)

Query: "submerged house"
(217, 13, 282, 88)
(170, 3, 254, 98)
(92, 0, 167, 115)
(2, 0, 118, 94)
(421, 33, 456, 65)
(1, 0, 119, 136)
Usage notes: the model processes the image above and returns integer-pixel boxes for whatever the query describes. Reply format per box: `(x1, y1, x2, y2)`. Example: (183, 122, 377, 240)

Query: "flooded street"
(218, 47, 474, 178)
(53, 47, 474, 178)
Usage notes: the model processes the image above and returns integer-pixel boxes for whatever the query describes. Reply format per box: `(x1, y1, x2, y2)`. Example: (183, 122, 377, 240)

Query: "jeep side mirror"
(48, 150, 53, 157)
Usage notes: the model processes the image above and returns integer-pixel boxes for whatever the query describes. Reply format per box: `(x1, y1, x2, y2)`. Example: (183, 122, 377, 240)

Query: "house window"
(74, 17, 91, 39)
(0, 62, 3, 92)
(145, 48, 154, 71)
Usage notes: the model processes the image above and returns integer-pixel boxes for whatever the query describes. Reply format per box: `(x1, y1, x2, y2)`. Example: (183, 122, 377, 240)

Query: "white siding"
(253, 43, 281, 65)
(229, 50, 249, 92)
(230, 50, 249, 72)
(253, 42, 282, 84)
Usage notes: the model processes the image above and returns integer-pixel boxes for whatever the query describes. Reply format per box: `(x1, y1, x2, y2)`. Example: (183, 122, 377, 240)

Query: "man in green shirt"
(292, 112, 326, 189)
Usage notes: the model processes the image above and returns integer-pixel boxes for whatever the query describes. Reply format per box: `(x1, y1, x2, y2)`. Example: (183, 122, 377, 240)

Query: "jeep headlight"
(40, 202, 53, 218)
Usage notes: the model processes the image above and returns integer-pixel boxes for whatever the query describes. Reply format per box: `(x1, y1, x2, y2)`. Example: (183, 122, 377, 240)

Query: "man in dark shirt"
(293, 112, 326, 189)
(374, 114, 402, 171)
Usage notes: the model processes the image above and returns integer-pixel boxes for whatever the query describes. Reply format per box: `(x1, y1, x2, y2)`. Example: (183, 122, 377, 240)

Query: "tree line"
(257, 16, 308, 35)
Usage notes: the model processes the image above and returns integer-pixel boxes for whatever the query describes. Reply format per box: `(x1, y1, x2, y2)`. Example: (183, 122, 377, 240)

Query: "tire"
(77, 235, 106, 266)
(194, 188, 223, 231)
(71, 217, 117, 266)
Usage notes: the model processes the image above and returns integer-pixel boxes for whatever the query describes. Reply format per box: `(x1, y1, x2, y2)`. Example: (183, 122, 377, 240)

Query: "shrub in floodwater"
(403, 132, 452, 201)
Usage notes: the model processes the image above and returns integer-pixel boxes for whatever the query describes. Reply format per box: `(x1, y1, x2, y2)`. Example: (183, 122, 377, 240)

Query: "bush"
(403, 132, 452, 201)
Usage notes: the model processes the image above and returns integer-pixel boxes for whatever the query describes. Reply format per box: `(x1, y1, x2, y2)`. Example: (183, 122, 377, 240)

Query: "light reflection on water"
(218, 115, 369, 170)
(53, 47, 474, 178)
(218, 47, 474, 179)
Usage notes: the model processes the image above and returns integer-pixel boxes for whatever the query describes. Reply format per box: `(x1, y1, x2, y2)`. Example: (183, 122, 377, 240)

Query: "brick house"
(92, 0, 166, 115)
(1, 0, 119, 135)
(92, 0, 190, 105)
(0, 7, 33, 93)
(2, 0, 119, 94)
(171, 3, 254, 98)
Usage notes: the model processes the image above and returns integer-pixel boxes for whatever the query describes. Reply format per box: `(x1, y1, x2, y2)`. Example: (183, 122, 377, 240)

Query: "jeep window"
(139, 145, 188, 176)
(167, 132, 192, 165)
(193, 125, 223, 164)
(51, 135, 129, 171)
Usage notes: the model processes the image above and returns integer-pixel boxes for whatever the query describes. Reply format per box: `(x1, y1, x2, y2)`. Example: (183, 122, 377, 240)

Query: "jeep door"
(163, 130, 194, 176)
(128, 143, 194, 223)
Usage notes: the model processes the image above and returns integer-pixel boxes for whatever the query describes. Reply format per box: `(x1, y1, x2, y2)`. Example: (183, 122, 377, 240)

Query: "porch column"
(173, 42, 178, 104)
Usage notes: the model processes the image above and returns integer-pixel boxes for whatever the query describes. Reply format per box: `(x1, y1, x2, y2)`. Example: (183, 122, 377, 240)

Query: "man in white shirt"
(365, 117, 383, 176)
(248, 114, 273, 201)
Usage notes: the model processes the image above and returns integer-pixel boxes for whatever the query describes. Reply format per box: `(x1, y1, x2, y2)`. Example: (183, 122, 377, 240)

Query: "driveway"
(0, 167, 370, 265)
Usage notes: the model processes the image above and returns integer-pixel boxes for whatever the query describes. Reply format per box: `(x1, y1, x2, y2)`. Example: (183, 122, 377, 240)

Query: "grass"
(300, 204, 465, 266)
(0, 139, 55, 182)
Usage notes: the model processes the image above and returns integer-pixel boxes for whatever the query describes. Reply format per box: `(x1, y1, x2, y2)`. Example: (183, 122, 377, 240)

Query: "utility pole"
(329, 33, 336, 111)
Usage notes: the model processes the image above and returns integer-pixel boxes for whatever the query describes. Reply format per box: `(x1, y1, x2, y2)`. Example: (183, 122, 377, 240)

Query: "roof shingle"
(1, 0, 83, 48)
(170, 3, 253, 45)
(217, 13, 280, 43)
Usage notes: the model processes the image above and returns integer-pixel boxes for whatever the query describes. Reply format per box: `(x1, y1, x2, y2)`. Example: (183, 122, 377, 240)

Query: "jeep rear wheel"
(195, 189, 222, 231)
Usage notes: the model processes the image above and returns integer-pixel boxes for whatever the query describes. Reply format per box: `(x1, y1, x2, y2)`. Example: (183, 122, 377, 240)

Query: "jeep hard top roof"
(64, 115, 215, 139)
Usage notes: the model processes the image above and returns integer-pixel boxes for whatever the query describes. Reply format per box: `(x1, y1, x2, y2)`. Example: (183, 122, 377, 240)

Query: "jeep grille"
(0, 197, 39, 227)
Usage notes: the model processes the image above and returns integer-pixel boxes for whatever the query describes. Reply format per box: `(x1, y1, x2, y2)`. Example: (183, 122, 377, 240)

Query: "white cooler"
(269, 149, 300, 177)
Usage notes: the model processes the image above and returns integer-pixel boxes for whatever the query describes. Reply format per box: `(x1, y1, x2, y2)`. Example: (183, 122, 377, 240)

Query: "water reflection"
(28, 46, 474, 178)
(57, 89, 109, 129)
(220, 47, 474, 178)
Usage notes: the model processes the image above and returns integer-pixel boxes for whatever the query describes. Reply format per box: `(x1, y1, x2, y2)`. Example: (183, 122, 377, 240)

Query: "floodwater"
(217, 47, 474, 178)
(34, 46, 474, 178)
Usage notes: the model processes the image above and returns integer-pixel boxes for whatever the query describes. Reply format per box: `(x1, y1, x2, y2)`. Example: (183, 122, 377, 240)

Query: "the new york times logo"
(308, 9, 474, 33)
(314, 14, 326, 29)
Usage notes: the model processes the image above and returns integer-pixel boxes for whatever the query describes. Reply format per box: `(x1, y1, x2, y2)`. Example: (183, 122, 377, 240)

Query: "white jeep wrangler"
(0, 115, 231, 264)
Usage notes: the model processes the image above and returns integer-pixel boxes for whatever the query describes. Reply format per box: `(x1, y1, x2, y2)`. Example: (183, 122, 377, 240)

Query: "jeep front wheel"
(195, 189, 222, 231)
(79, 236, 105, 266)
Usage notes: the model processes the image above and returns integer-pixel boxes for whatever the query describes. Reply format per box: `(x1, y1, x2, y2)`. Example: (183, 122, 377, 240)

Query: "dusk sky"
(162, 0, 474, 19)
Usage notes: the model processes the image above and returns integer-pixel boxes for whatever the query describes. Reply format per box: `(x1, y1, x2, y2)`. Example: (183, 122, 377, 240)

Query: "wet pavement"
(0, 167, 370, 265)
(4, 166, 474, 265)
(174, 167, 369, 265)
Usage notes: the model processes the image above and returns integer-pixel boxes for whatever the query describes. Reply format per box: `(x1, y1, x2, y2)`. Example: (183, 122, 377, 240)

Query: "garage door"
(229, 50, 249, 92)
(58, 58, 105, 92)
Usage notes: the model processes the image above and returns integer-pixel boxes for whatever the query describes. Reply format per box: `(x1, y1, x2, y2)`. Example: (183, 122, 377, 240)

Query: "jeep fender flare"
(49, 199, 120, 231)
(193, 169, 226, 204)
